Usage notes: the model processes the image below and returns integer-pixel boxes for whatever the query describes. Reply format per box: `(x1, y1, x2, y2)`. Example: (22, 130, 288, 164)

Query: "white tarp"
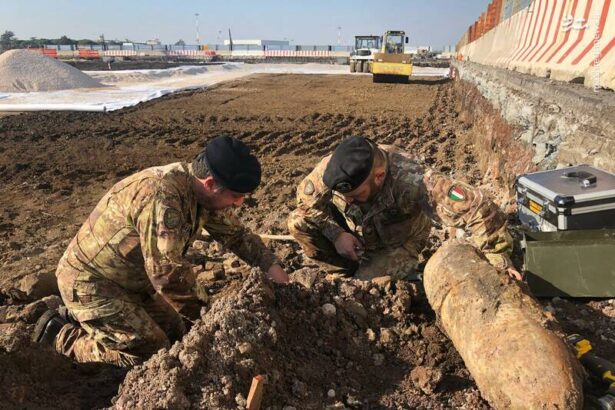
(0, 63, 449, 112)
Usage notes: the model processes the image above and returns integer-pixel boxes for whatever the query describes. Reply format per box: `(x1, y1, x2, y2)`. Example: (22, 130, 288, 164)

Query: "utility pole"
(195, 13, 200, 45)
(337, 26, 342, 46)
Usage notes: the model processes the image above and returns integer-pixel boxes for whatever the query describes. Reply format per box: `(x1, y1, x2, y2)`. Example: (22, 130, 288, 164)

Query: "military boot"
(32, 308, 69, 346)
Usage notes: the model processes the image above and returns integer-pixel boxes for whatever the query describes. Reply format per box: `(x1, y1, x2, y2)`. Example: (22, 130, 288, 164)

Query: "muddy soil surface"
(0, 73, 611, 409)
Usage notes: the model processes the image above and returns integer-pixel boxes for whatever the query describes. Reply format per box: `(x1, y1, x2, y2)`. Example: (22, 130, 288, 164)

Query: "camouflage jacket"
(294, 145, 512, 268)
(60, 162, 278, 317)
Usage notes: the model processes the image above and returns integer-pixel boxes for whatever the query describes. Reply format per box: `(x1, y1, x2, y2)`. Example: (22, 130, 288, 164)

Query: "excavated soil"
(113, 271, 486, 409)
(0, 73, 612, 409)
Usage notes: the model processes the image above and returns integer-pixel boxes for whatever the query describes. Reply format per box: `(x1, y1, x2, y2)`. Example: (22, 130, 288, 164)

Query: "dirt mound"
(0, 304, 126, 410)
(0, 49, 102, 92)
(113, 271, 486, 409)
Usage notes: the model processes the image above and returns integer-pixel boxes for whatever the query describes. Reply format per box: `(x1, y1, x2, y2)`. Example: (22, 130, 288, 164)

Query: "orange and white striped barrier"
(78, 49, 100, 59)
(458, 0, 615, 90)
(29, 48, 58, 58)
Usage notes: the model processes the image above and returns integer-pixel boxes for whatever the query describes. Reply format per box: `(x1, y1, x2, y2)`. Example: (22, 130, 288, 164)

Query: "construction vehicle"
(349, 35, 381, 73)
(371, 30, 412, 83)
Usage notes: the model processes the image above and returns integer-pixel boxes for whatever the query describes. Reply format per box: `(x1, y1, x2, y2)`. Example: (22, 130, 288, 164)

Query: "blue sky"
(0, 0, 490, 47)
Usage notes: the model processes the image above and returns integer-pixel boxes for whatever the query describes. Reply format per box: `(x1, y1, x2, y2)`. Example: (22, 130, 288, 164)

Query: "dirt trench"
(0, 73, 613, 409)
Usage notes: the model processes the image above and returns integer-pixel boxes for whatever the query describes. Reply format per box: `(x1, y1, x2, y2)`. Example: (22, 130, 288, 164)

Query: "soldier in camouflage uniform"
(33, 136, 288, 367)
(288, 136, 513, 280)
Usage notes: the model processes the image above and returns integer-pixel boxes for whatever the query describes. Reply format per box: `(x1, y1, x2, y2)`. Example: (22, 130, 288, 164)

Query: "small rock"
(373, 353, 385, 366)
(322, 303, 336, 317)
(327, 389, 336, 398)
(7, 271, 59, 301)
(325, 402, 346, 410)
(178, 349, 200, 370)
(346, 394, 362, 406)
(192, 240, 207, 251)
(290, 268, 319, 288)
(366, 328, 376, 342)
(238, 342, 253, 355)
(380, 328, 397, 345)
(0, 296, 62, 323)
(344, 300, 368, 326)
(403, 323, 420, 336)
(340, 282, 356, 298)
(411, 365, 443, 395)
(199, 262, 225, 281)
(235, 393, 247, 406)
(371, 276, 391, 288)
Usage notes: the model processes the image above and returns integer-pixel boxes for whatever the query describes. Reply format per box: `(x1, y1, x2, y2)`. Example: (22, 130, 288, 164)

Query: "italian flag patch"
(448, 185, 466, 201)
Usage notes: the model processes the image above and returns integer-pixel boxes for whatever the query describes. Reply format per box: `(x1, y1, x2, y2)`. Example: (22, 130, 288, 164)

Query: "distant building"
(406, 47, 418, 55)
(146, 38, 161, 46)
(223, 39, 289, 49)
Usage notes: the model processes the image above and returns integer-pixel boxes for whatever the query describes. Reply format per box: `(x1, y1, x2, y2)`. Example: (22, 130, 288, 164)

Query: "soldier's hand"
(267, 264, 289, 284)
(506, 267, 523, 281)
(334, 232, 364, 262)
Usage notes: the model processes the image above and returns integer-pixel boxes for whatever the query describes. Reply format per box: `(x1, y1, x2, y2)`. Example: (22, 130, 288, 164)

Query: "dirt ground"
(0, 73, 612, 409)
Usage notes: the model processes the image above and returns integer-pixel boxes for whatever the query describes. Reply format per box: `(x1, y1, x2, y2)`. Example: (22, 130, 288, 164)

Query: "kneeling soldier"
(288, 136, 513, 281)
(34, 136, 288, 366)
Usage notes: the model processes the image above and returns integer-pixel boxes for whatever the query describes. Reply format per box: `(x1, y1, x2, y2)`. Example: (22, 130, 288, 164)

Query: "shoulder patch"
(163, 208, 182, 229)
(447, 185, 466, 202)
(303, 180, 315, 196)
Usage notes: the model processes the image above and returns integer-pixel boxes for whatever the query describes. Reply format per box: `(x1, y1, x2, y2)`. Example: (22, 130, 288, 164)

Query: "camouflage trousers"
(287, 210, 427, 281)
(55, 263, 186, 367)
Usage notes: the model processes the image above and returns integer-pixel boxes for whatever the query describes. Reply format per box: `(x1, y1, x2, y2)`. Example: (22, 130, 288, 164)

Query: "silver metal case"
(516, 165, 615, 232)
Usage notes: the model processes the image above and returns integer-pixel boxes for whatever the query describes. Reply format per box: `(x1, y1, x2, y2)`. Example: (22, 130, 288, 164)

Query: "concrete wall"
(458, 0, 615, 91)
(453, 61, 615, 175)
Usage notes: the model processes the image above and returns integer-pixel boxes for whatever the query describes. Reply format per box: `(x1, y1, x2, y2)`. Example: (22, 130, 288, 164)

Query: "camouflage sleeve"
(421, 170, 513, 269)
(204, 208, 280, 272)
(134, 181, 200, 319)
(295, 157, 345, 243)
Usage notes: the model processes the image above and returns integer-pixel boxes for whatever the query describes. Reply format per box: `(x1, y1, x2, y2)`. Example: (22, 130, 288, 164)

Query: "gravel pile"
(0, 49, 102, 92)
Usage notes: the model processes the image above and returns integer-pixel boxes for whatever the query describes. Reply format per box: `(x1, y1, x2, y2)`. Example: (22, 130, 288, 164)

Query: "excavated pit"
(1, 71, 614, 408)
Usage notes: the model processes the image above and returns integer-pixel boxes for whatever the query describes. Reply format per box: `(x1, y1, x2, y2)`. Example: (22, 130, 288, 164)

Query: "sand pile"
(112, 270, 487, 409)
(0, 49, 102, 92)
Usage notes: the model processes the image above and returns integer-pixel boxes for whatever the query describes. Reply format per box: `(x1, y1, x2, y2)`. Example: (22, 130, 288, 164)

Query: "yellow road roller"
(371, 30, 413, 83)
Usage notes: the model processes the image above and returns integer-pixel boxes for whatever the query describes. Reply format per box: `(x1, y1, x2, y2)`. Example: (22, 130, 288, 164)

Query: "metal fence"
(42, 43, 354, 52)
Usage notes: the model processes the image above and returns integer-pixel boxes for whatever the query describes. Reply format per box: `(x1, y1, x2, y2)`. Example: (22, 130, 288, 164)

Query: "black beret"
(204, 136, 261, 193)
(323, 136, 375, 193)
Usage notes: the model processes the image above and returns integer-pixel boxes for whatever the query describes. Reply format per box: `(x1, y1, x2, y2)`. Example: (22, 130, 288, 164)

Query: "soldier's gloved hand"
(334, 232, 364, 262)
(267, 264, 289, 284)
